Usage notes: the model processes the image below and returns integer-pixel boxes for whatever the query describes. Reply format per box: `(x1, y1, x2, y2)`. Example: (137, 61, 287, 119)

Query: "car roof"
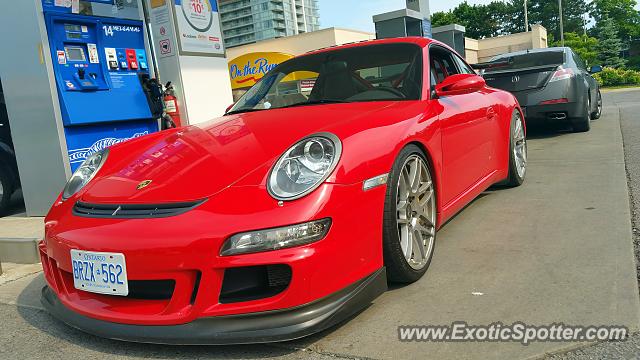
(303, 37, 441, 57)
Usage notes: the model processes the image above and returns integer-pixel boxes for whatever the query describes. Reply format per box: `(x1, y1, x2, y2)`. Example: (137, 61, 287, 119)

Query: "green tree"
(552, 32, 599, 65)
(506, 0, 590, 41)
(430, 0, 591, 41)
(597, 16, 627, 68)
(430, 1, 517, 39)
(590, 0, 640, 41)
(430, 11, 460, 29)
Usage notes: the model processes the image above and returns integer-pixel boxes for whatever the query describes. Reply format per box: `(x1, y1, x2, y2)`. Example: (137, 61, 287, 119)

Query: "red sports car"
(40, 37, 527, 344)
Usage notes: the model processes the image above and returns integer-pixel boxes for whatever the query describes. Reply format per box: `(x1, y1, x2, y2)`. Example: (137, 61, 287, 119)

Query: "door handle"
(487, 107, 496, 119)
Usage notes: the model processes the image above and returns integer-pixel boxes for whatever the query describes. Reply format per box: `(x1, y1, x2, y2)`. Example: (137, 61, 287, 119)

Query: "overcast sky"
(319, 0, 639, 32)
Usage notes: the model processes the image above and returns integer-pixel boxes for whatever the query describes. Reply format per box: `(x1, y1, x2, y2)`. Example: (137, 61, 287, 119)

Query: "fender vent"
(73, 200, 205, 219)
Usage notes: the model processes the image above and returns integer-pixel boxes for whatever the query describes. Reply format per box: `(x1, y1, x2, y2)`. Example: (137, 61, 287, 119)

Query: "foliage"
(593, 67, 640, 86)
(430, 1, 513, 39)
(590, 0, 640, 41)
(506, 0, 590, 41)
(551, 32, 599, 66)
(429, 0, 632, 70)
(627, 55, 640, 70)
(431, 0, 590, 40)
(596, 16, 627, 68)
(431, 11, 460, 29)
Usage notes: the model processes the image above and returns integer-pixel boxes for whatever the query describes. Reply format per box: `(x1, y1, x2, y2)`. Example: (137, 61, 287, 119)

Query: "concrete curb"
(0, 238, 40, 264)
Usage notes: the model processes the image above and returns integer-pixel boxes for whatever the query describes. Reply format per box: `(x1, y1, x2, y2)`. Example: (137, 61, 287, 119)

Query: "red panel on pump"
(125, 49, 139, 70)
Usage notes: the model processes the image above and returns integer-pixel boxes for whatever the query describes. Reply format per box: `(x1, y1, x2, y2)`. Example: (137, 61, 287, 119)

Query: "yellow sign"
(228, 52, 295, 90)
(150, 0, 166, 9)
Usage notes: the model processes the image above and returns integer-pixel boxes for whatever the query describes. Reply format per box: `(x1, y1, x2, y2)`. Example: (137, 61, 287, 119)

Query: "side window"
(572, 51, 587, 70)
(430, 47, 460, 85)
(452, 54, 476, 75)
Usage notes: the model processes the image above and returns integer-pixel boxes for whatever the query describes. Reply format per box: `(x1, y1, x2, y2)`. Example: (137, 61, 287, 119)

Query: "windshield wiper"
(277, 99, 351, 109)
(226, 99, 350, 115)
(225, 108, 266, 116)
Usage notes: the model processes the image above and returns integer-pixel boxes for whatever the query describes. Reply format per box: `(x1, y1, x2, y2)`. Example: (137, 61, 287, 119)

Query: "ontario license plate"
(71, 250, 129, 296)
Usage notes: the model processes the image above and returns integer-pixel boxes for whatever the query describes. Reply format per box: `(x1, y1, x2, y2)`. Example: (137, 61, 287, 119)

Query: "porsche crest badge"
(136, 180, 153, 190)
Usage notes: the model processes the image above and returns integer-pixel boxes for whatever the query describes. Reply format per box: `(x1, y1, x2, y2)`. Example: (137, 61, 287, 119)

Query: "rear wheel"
(383, 145, 437, 283)
(572, 95, 591, 132)
(506, 110, 527, 187)
(591, 90, 602, 120)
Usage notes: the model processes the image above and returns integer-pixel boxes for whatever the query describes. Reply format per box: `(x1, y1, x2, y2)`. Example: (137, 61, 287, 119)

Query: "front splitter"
(41, 267, 387, 345)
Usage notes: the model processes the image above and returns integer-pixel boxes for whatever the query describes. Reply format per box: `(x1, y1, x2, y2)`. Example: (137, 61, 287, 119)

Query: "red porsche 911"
(40, 37, 526, 344)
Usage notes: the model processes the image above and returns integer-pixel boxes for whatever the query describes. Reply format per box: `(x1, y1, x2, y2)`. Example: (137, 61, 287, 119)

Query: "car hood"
(80, 102, 399, 204)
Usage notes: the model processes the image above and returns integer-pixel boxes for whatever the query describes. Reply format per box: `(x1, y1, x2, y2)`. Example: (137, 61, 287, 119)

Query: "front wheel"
(383, 145, 437, 283)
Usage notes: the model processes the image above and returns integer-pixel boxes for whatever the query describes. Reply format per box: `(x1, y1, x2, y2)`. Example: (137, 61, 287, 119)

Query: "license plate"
(71, 250, 129, 296)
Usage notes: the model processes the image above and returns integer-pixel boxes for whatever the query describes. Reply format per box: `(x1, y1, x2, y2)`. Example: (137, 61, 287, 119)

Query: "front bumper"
(41, 268, 387, 344)
(40, 181, 387, 336)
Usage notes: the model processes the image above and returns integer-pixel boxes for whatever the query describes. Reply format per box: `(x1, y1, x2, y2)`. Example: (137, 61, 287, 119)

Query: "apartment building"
(218, 0, 320, 48)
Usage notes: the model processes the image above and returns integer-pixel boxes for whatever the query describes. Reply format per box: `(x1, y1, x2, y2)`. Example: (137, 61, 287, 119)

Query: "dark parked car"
(0, 85, 19, 214)
(475, 47, 602, 132)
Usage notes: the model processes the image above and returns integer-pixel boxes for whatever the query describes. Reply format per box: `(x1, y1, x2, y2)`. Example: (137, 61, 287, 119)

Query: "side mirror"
(435, 74, 486, 97)
(225, 103, 235, 114)
(589, 65, 603, 74)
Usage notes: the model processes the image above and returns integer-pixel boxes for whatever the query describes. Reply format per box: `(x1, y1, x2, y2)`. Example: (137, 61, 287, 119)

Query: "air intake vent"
(219, 264, 292, 304)
(73, 200, 205, 219)
(127, 280, 176, 300)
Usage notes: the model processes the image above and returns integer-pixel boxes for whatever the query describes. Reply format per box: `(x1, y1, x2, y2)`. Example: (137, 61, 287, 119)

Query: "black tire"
(382, 145, 436, 284)
(572, 95, 591, 132)
(0, 163, 14, 216)
(506, 110, 527, 187)
(591, 90, 602, 120)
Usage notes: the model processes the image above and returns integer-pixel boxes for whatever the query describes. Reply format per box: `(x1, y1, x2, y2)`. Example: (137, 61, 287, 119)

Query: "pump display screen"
(65, 46, 86, 62)
(65, 24, 82, 32)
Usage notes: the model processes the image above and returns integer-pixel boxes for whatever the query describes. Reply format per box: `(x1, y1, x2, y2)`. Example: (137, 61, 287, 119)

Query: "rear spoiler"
(471, 59, 513, 70)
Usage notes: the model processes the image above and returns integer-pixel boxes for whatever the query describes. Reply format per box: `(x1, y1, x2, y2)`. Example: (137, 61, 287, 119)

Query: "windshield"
(484, 51, 565, 73)
(228, 43, 423, 114)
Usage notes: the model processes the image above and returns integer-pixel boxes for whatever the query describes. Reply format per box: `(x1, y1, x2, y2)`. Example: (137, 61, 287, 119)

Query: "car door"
(431, 46, 496, 207)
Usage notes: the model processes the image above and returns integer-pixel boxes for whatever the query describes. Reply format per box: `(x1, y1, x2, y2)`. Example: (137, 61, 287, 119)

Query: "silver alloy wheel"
(513, 113, 527, 178)
(596, 93, 603, 117)
(0, 179, 3, 198)
(396, 155, 436, 270)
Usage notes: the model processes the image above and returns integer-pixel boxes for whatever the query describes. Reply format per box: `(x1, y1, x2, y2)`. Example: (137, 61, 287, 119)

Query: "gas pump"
(42, 0, 158, 171)
(0, 0, 231, 216)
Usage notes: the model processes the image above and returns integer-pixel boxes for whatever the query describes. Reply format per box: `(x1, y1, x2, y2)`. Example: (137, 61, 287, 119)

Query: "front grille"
(73, 200, 205, 219)
(219, 264, 292, 304)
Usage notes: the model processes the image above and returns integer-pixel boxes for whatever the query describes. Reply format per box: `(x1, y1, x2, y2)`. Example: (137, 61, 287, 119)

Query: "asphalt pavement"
(545, 88, 640, 360)
(1, 89, 639, 360)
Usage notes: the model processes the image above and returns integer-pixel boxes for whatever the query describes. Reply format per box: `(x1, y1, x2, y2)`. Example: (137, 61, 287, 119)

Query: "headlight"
(62, 149, 108, 200)
(220, 218, 331, 256)
(268, 133, 342, 200)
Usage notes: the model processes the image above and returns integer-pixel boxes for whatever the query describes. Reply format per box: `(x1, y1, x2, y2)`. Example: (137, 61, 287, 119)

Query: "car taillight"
(549, 68, 574, 82)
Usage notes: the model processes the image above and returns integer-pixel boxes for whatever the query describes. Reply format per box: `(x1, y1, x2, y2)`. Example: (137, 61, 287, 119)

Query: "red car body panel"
(40, 37, 523, 342)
